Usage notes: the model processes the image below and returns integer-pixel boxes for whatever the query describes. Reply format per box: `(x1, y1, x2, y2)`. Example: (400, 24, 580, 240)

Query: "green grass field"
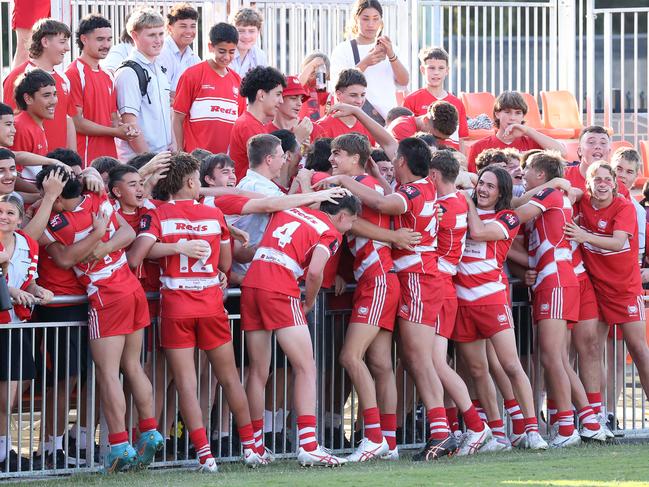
(7, 442, 649, 487)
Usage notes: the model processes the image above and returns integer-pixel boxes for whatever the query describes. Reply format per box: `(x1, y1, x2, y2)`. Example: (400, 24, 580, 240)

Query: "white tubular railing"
(584, 2, 649, 144)
(417, 1, 559, 96)
(0, 283, 647, 479)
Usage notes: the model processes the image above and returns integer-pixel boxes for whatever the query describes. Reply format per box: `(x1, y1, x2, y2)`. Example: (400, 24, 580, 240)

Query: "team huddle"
(0, 0, 648, 476)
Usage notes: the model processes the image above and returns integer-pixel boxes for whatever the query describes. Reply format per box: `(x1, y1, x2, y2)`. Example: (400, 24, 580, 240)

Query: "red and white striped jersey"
(525, 188, 578, 291)
(391, 177, 439, 275)
(455, 208, 520, 305)
(436, 191, 468, 276)
(138, 199, 230, 318)
(347, 174, 393, 281)
(575, 193, 642, 296)
(44, 192, 138, 307)
(242, 207, 341, 298)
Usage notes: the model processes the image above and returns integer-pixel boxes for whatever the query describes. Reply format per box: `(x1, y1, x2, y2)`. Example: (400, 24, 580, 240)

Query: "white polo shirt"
(8, 232, 35, 323)
(231, 46, 267, 78)
(114, 49, 173, 162)
(157, 36, 201, 92)
(232, 169, 283, 275)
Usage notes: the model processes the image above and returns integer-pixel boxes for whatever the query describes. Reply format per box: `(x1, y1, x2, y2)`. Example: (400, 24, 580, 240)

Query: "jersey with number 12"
(137, 199, 230, 318)
(242, 207, 341, 298)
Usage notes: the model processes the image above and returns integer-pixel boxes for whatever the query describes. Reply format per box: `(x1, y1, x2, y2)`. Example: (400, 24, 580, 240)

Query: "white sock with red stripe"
(297, 415, 318, 452)
(577, 406, 600, 431)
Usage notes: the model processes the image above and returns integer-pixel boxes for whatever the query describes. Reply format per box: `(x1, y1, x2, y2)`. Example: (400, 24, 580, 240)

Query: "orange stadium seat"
(460, 92, 496, 139)
(522, 93, 574, 139)
(540, 90, 584, 138)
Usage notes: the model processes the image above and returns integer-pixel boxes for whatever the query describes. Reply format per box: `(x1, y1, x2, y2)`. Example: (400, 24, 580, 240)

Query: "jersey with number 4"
(391, 177, 438, 275)
(138, 199, 230, 318)
(455, 208, 520, 305)
(44, 192, 137, 307)
(242, 207, 341, 298)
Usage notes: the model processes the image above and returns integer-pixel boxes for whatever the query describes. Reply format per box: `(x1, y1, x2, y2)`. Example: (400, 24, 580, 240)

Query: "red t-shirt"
(525, 187, 578, 291)
(242, 207, 341, 297)
(313, 115, 376, 146)
(138, 199, 231, 318)
(3, 61, 75, 151)
(65, 58, 118, 166)
(37, 244, 86, 305)
(202, 194, 250, 216)
(455, 208, 520, 305)
(467, 134, 542, 173)
(230, 111, 268, 183)
(576, 193, 642, 297)
(391, 177, 439, 275)
(44, 193, 141, 307)
(402, 90, 469, 139)
(10, 111, 48, 184)
(174, 62, 245, 155)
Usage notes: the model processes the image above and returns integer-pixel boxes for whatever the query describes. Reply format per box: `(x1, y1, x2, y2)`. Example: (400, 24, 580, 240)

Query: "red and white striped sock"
(380, 413, 397, 450)
(252, 418, 264, 455)
(427, 407, 450, 440)
(297, 415, 318, 452)
(504, 399, 525, 435)
(472, 399, 488, 422)
(586, 392, 602, 415)
(363, 407, 383, 443)
(238, 423, 255, 451)
(577, 406, 600, 431)
(189, 428, 213, 465)
(557, 411, 575, 437)
(487, 419, 506, 439)
(524, 416, 539, 434)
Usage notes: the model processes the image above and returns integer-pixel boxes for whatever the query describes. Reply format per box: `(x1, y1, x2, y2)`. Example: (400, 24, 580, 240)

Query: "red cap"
(283, 76, 310, 102)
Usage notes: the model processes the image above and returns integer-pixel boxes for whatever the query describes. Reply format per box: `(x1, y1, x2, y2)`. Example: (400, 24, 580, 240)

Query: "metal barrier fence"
(0, 283, 647, 479)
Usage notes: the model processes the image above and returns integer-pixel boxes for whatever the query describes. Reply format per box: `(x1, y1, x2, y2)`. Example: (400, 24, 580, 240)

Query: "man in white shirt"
(114, 9, 173, 162)
(232, 134, 285, 277)
(157, 3, 201, 101)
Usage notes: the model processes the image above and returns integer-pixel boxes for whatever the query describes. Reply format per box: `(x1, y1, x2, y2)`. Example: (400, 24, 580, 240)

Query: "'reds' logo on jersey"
(140, 214, 152, 231)
(175, 222, 208, 232)
(499, 212, 519, 230)
(534, 187, 553, 200)
(49, 213, 68, 231)
(400, 185, 421, 200)
(329, 238, 340, 255)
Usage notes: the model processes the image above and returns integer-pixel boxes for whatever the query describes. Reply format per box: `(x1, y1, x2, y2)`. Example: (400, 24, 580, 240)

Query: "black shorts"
(33, 304, 89, 385)
(225, 291, 248, 369)
(511, 284, 533, 357)
(0, 326, 36, 381)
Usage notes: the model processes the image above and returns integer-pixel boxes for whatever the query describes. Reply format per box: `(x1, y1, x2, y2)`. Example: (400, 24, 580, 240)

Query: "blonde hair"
(586, 161, 617, 196)
(127, 8, 164, 34)
(231, 7, 263, 29)
(612, 147, 641, 174)
(0, 194, 24, 221)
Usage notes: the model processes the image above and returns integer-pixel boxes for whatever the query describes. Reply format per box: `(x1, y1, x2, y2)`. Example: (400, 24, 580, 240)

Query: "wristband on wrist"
(389, 54, 398, 62)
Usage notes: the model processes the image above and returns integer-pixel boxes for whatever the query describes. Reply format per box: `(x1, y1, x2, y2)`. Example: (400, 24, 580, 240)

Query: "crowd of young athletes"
(0, 0, 648, 475)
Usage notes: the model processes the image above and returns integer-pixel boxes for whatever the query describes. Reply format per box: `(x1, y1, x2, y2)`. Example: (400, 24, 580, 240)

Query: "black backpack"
(118, 60, 151, 104)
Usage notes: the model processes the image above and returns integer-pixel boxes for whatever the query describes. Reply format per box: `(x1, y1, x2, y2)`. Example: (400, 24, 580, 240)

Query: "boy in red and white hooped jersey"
(172, 23, 246, 155)
(453, 166, 539, 453)
(321, 138, 473, 460)
(3, 19, 76, 152)
(566, 162, 649, 406)
(241, 196, 360, 467)
(40, 166, 163, 473)
(325, 133, 400, 462)
(422, 150, 503, 457)
(515, 151, 604, 447)
(129, 153, 264, 472)
(67, 14, 140, 166)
